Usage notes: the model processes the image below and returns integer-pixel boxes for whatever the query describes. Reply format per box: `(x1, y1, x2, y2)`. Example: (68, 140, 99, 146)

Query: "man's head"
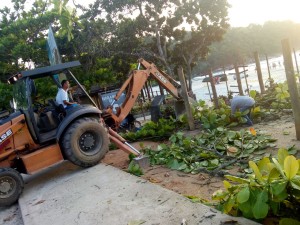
(61, 80, 69, 90)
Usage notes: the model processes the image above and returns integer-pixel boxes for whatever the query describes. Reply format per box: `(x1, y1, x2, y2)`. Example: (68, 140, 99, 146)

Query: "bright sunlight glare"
(1, 0, 300, 27)
(228, 0, 300, 27)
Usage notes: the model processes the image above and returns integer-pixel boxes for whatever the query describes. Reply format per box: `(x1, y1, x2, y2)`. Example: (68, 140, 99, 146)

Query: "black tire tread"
(61, 117, 109, 168)
(0, 168, 24, 207)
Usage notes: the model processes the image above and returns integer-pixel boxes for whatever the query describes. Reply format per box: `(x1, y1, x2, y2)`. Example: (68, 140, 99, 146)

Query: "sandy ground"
(102, 114, 300, 202)
(1, 114, 299, 225)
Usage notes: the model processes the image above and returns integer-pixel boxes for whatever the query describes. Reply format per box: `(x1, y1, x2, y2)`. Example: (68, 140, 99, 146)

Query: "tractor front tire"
(0, 168, 24, 207)
(62, 117, 109, 167)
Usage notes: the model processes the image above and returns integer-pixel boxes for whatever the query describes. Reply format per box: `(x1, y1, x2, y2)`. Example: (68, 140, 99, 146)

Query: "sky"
(228, 0, 300, 27)
(1, 0, 300, 27)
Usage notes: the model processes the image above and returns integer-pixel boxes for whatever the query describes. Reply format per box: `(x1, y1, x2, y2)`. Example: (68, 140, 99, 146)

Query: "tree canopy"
(0, 0, 299, 109)
(194, 20, 300, 75)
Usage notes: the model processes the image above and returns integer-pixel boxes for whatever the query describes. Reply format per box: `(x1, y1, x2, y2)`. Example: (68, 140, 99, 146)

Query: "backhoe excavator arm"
(103, 58, 182, 130)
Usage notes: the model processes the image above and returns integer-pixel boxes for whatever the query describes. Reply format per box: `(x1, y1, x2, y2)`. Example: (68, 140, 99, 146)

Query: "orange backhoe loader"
(0, 61, 113, 206)
(0, 59, 184, 207)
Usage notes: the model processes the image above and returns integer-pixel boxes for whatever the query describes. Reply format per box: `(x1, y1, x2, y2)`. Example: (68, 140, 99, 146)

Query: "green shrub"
(213, 148, 300, 223)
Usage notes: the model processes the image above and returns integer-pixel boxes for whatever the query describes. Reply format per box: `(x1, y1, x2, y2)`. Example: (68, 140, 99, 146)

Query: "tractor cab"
(8, 61, 101, 145)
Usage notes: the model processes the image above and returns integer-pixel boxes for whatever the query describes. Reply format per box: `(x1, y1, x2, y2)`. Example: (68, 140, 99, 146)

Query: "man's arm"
(231, 101, 237, 115)
(61, 90, 77, 106)
(63, 100, 77, 106)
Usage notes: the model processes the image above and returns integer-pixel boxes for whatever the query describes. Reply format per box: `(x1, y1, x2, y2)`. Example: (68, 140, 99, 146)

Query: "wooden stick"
(282, 39, 300, 140)
(208, 69, 219, 108)
(178, 67, 195, 130)
(234, 63, 243, 95)
(254, 51, 265, 93)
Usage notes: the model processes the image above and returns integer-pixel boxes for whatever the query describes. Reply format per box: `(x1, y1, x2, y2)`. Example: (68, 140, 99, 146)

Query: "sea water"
(153, 54, 300, 102)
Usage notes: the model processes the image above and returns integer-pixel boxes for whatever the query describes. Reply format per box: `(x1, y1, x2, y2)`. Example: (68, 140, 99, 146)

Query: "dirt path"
(102, 114, 300, 202)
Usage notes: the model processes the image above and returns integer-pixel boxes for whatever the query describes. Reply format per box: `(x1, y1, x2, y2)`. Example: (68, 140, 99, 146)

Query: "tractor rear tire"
(0, 168, 24, 207)
(62, 117, 109, 168)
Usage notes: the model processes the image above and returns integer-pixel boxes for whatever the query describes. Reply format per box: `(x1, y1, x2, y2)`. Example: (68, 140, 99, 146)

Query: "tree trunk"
(186, 63, 192, 91)
(155, 23, 173, 76)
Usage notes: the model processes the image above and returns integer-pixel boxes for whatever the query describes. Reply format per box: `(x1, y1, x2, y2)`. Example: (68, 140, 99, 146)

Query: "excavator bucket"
(108, 128, 150, 169)
(174, 97, 197, 118)
(174, 100, 186, 118)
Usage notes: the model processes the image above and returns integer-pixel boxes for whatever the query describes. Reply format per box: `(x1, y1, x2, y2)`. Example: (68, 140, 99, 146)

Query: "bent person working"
(230, 95, 255, 126)
(56, 80, 78, 109)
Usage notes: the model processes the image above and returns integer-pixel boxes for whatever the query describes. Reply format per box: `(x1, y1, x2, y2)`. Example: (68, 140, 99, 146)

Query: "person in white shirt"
(56, 80, 78, 109)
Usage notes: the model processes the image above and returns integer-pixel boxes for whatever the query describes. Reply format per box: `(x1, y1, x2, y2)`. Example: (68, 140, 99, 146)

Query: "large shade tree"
(99, 0, 230, 90)
(0, 0, 81, 79)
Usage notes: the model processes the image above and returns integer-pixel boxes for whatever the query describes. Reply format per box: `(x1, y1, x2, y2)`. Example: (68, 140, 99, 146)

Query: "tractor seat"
(48, 99, 66, 121)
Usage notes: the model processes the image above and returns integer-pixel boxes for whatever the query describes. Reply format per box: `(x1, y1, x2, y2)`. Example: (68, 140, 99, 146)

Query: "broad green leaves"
(249, 161, 263, 183)
(252, 190, 269, 219)
(142, 127, 276, 174)
(284, 155, 299, 180)
(237, 187, 250, 203)
(127, 160, 143, 176)
(280, 218, 300, 225)
(214, 148, 300, 222)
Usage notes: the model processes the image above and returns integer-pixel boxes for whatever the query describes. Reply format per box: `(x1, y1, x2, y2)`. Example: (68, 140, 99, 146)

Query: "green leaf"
(249, 161, 264, 182)
(234, 140, 242, 148)
(212, 190, 227, 200)
(238, 200, 253, 218)
(169, 135, 177, 143)
(128, 220, 146, 225)
(278, 148, 289, 166)
(216, 145, 226, 151)
(252, 189, 269, 219)
(270, 201, 280, 215)
(237, 187, 250, 203)
(166, 159, 180, 170)
(128, 161, 143, 176)
(225, 175, 249, 184)
(249, 90, 257, 98)
(288, 148, 298, 155)
(223, 180, 231, 190)
(199, 160, 209, 167)
(209, 112, 217, 123)
(279, 218, 300, 225)
(227, 131, 237, 139)
(258, 158, 274, 177)
(209, 159, 219, 167)
(290, 176, 300, 191)
(224, 196, 235, 213)
(268, 167, 280, 181)
(227, 122, 238, 127)
(271, 181, 287, 196)
(283, 131, 290, 135)
(272, 158, 286, 178)
(217, 127, 224, 132)
(274, 189, 288, 201)
(284, 155, 299, 180)
(178, 163, 188, 171)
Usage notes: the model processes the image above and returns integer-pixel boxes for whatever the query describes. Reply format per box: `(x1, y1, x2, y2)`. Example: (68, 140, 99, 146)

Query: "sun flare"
(228, 0, 300, 27)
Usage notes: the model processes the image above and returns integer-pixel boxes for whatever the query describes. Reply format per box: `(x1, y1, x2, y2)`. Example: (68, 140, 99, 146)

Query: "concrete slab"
(0, 204, 23, 225)
(19, 161, 259, 225)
